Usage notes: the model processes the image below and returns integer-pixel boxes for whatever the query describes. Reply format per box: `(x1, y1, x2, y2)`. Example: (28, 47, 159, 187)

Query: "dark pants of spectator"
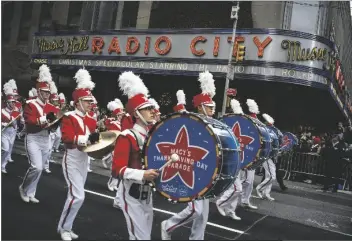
(322, 148, 340, 191)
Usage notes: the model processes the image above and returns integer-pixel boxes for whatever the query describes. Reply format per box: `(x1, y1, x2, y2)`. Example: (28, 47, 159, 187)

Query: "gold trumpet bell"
(81, 131, 120, 159)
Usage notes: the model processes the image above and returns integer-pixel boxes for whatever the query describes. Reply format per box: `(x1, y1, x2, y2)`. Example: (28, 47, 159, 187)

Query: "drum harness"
(129, 129, 152, 204)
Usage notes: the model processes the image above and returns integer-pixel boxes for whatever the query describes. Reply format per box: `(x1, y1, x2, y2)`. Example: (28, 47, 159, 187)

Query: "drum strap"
(129, 129, 144, 151)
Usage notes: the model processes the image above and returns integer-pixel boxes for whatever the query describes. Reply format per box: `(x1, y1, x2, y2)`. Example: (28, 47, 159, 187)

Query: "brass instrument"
(80, 131, 120, 159)
(44, 109, 67, 130)
(1, 114, 21, 132)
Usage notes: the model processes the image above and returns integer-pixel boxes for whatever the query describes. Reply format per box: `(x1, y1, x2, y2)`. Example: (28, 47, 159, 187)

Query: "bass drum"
(281, 132, 299, 153)
(143, 112, 241, 203)
(220, 114, 271, 170)
(265, 126, 279, 158)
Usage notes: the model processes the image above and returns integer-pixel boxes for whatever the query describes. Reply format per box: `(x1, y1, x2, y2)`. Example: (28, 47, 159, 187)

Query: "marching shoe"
(161, 221, 171, 240)
(55, 149, 60, 153)
(19, 186, 29, 203)
(101, 159, 108, 169)
(60, 231, 72, 241)
(8, 159, 14, 163)
(45, 169, 52, 174)
(256, 187, 263, 199)
(216, 202, 227, 217)
(70, 231, 79, 239)
(264, 195, 275, 201)
(2, 169, 7, 174)
(87, 168, 93, 172)
(228, 211, 241, 221)
(242, 202, 258, 210)
(113, 199, 121, 209)
(29, 197, 40, 203)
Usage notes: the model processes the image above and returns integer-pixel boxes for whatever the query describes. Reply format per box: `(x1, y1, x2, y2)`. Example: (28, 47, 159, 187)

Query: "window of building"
(39, 1, 54, 31)
(290, 1, 319, 34)
(18, 2, 33, 44)
(121, 1, 139, 28)
(68, 1, 83, 30)
(2, 2, 15, 43)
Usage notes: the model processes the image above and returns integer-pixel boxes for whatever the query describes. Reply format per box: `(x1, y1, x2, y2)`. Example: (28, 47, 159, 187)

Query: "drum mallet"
(158, 153, 180, 171)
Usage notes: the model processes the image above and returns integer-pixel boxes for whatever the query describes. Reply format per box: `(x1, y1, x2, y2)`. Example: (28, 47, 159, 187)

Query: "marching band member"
(112, 71, 159, 240)
(87, 98, 99, 172)
(9, 79, 23, 112)
(51, 92, 66, 153)
(1, 83, 21, 173)
(57, 68, 99, 241)
(215, 99, 244, 220)
(104, 99, 124, 192)
(173, 90, 187, 113)
(255, 113, 277, 201)
(44, 81, 61, 174)
(148, 98, 161, 123)
(59, 93, 66, 108)
(239, 99, 260, 210)
(161, 71, 216, 240)
(19, 64, 59, 203)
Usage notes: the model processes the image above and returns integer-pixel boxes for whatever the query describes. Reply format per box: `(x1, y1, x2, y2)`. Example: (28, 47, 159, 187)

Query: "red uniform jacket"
(105, 118, 121, 131)
(121, 113, 134, 131)
(1, 108, 21, 127)
(61, 109, 97, 149)
(112, 124, 147, 183)
(24, 98, 59, 133)
(14, 101, 22, 111)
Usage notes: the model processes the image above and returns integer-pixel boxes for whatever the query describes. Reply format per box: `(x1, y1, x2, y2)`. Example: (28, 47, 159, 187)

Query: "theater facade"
(30, 28, 350, 131)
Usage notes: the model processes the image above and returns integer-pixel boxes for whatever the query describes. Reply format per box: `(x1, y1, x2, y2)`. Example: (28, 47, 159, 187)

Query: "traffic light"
(236, 45, 246, 62)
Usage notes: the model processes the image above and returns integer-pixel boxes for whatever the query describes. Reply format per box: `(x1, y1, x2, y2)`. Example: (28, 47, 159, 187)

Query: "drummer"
(19, 64, 59, 204)
(255, 113, 277, 201)
(161, 71, 216, 240)
(112, 71, 159, 240)
(44, 81, 61, 174)
(215, 99, 244, 220)
(57, 68, 99, 241)
(148, 98, 161, 123)
(1, 82, 21, 173)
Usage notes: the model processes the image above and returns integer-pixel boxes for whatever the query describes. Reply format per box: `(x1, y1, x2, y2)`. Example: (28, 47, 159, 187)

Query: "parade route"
(2, 144, 352, 240)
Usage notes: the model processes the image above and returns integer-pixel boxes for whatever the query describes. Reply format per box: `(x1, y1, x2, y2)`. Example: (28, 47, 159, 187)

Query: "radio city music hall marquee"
(32, 30, 335, 71)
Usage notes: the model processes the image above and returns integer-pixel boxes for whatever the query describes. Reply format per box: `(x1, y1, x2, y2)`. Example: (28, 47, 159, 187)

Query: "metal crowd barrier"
(277, 151, 351, 189)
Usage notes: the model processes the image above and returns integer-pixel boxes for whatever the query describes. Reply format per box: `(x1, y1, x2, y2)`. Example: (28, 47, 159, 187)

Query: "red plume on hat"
(173, 89, 187, 112)
(262, 113, 274, 126)
(3, 82, 15, 102)
(36, 64, 52, 91)
(246, 99, 259, 119)
(72, 68, 95, 103)
(118, 71, 152, 114)
(193, 71, 216, 108)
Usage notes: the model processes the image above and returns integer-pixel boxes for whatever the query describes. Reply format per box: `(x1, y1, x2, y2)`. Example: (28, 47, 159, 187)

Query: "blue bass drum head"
(221, 114, 265, 169)
(281, 132, 299, 152)
(144, 113, 222, 203)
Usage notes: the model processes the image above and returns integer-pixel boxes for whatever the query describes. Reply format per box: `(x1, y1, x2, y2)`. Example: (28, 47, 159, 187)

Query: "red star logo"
(281, 135, 292, 148)
(232, 122, 255, 162)
(156, 126, 209, 189)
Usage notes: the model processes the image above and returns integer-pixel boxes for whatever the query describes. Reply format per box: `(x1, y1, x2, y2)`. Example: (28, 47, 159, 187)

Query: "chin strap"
(78, 99, 87, 114)
(136, 109, 151, 126)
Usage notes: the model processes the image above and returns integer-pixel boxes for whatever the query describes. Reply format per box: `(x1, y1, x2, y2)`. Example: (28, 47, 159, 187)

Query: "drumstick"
(158, 153, 180, 171)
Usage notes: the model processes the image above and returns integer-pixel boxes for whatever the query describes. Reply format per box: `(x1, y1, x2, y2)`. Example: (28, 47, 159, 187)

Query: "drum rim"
(142, 112, 222, 203)
(221, 113, 270, 170)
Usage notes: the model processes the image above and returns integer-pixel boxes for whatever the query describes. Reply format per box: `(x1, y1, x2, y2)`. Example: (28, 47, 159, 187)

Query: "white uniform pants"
(216, 176, 243, 213)
(1, 127, 16, 170)
(45, 132, 56, 170)
(53, 126, 62, 151)
(119, 180, 153, 240)
(241, 169, 256, 204)
(58, 148, 88, 233)
(256, 159, 276, 196)
(21, 131, 50, 197)
(163, 199, 209, 240)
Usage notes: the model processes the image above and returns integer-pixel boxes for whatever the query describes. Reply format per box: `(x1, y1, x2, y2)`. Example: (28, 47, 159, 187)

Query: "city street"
(2, 141, 352, 240)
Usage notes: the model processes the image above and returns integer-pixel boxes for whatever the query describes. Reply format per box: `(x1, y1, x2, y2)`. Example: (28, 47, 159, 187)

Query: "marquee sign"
(32, 29, 334, 70)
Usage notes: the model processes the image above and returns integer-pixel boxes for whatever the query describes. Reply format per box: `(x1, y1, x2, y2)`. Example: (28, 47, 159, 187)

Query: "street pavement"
(2, 140, 352, 240)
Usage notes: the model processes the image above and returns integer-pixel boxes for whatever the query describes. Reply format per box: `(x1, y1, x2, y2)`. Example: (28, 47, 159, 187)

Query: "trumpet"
(1, 114, 21, 132)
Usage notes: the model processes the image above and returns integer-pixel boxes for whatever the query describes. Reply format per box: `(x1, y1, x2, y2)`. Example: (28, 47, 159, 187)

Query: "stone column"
(251, 1, 285, 29)
(79, 2, 95, 30)
(52, 1, 70, 25)
(136, 1, 153, 29)
(9, 2, 23, 46)
(27, 2, 42, 54)
(114, 1, 125, 29)
(96, 2, 114, 30)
